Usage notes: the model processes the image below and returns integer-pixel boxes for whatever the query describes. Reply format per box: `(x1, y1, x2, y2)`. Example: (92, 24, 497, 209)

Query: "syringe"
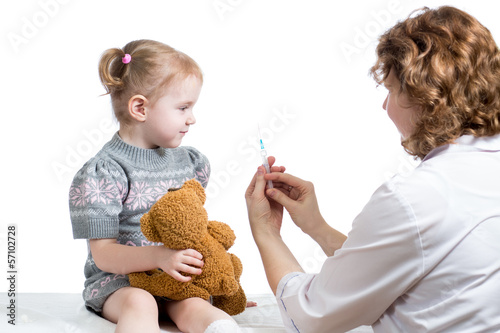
(258, 125, 274, 188)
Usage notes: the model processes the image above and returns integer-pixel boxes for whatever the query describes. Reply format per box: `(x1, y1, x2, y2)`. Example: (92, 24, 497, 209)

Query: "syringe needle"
(258, 125, 274, 188)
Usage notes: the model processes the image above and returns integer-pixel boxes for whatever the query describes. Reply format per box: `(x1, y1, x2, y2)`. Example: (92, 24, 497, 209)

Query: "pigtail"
(98, 48, 129, 95)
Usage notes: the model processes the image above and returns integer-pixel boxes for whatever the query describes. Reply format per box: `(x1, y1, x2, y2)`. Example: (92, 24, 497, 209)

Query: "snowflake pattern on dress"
(86, 178, 119, 204)
(152, 179, 180, 200)
(124, 181, 155, 210)
(123, 175, 208, 211)
(124, 179, 183, 210)
(69, 183, 86, 207)
(69, 178, 120, 207)
(196, 164, 210, 188)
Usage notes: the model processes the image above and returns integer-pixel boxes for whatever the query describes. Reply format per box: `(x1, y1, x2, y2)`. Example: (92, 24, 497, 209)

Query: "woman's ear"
(127, 95, 148, 122)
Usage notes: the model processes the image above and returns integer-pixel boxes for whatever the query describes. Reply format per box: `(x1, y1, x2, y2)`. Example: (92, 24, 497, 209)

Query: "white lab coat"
(276, 134, 500, 333)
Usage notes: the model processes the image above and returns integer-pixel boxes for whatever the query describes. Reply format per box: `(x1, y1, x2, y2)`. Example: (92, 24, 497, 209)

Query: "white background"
(1, 0, 498, 296)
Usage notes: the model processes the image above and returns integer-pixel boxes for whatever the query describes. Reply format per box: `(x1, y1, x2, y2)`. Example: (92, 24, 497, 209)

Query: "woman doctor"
(245, 6, 500, 333)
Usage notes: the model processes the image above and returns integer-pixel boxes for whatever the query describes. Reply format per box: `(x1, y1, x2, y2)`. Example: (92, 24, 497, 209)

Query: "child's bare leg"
(165, 297, 238, 333)
(102, 287, 160, 333)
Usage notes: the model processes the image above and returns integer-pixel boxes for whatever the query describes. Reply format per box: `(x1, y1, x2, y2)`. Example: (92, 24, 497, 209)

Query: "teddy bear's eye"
(168, 187, 181, 192)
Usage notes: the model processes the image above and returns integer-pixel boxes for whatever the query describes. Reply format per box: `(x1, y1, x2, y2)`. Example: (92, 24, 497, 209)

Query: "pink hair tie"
(122, 54, 131, 64)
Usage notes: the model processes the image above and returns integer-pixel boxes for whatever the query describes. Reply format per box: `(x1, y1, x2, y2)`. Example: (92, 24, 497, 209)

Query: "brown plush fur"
(128, 179, 247, 315)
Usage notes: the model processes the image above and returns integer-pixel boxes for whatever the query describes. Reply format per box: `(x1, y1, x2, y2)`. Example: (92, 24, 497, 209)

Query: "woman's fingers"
(268, 156, 286, 173)
(251, 166, 267, 197)
(245, 168, 259, 199)
(264, 172, 316, 213)
(266, 186, 296, 210)
(265, 172, 307, 190)
(267, 156, 276, 167)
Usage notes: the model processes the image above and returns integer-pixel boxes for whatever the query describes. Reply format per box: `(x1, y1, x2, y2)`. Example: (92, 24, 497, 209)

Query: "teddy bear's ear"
(140, 212, 162, 242)
(183, 179, 206, 205)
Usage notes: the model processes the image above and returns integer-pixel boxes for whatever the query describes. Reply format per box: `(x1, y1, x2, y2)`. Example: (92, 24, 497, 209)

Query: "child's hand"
(157, 248, 204, 282)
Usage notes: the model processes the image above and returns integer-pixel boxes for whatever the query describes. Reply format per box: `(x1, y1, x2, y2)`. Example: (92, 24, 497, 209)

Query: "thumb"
(253, 166, 268, 195)
(266, 188, 294, 209)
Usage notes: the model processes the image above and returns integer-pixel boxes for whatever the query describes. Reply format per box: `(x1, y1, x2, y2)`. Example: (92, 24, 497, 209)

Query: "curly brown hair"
(370, 6, 500, 159)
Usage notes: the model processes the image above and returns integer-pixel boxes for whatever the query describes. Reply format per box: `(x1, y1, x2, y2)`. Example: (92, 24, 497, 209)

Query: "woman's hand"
(245, 165, 285, 239)
(263, 172, 324, 237)
(264, 172, 347, 256)
(245, 159, 304, 293)
(156, 247, 204, 283)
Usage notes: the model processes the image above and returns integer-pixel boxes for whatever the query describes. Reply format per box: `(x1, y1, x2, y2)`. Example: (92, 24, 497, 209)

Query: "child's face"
(144, 75, 202, 148)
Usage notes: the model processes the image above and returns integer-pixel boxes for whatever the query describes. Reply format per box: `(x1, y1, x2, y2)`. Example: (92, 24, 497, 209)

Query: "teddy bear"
(128, 178, 247, 316)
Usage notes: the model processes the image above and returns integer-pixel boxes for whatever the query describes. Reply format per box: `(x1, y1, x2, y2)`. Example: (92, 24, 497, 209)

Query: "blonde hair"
(371, 6, 500, 159)
(98, 39, 203, 124)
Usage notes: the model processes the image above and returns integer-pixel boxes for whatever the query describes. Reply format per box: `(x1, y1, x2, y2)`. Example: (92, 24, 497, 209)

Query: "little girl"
(69, 39, 243, 333)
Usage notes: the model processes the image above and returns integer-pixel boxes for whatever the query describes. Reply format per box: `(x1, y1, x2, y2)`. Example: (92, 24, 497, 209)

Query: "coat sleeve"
(276, 180, 425, 333)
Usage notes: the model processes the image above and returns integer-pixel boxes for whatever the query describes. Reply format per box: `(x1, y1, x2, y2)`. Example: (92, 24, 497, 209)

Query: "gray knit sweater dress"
(69, 132, 210, 312)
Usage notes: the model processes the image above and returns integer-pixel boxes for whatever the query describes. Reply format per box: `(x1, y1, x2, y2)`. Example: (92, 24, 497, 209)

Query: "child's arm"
(90, 239, 204, 282)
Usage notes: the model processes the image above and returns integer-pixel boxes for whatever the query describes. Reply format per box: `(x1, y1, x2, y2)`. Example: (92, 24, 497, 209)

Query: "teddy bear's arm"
(207, 220, 236, 250)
